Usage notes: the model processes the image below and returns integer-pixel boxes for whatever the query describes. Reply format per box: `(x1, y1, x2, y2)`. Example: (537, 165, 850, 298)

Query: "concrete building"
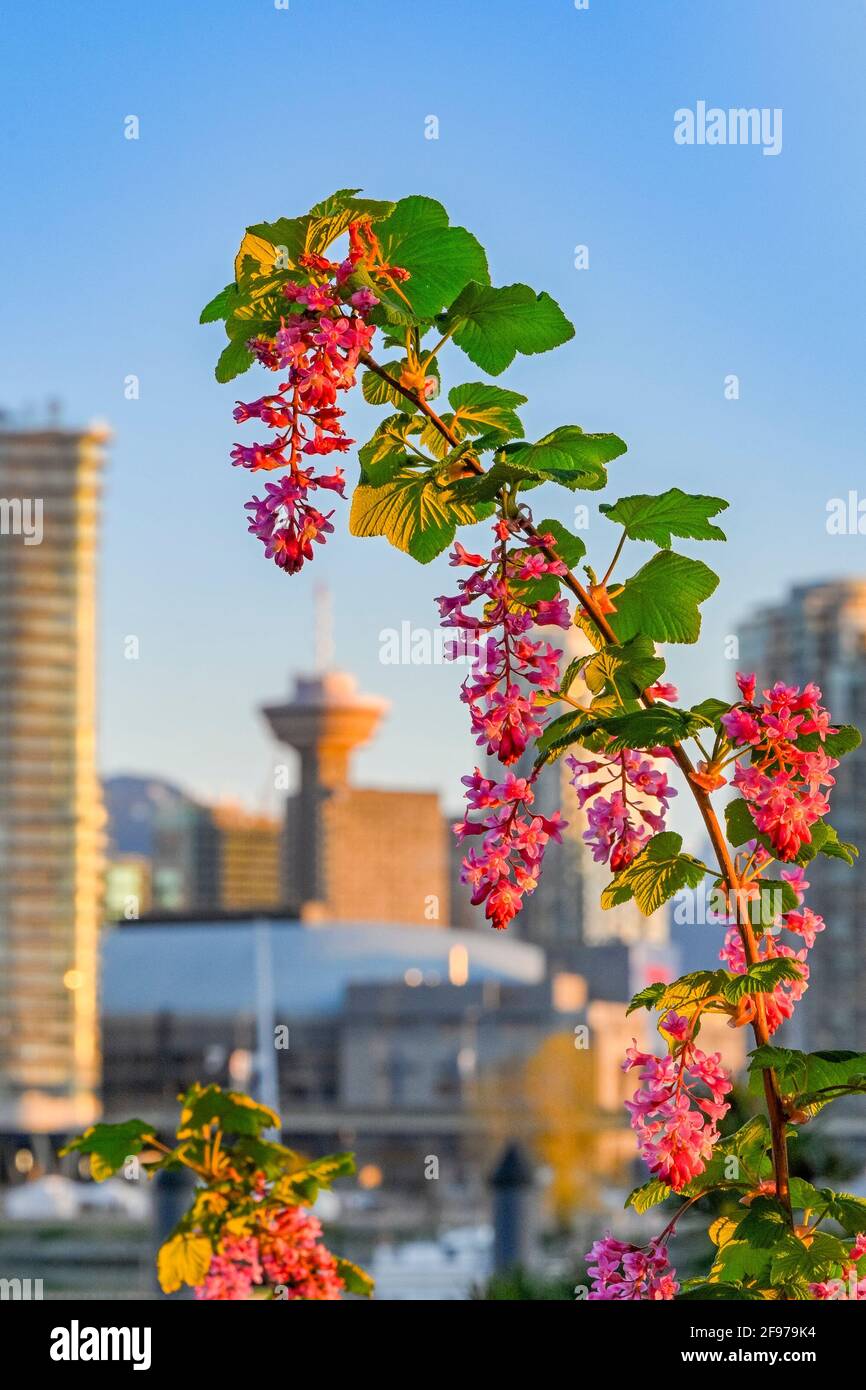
(263, 670, 449, 925)
(739, 580, 866, 1049)
(0, 423, 108, 1133)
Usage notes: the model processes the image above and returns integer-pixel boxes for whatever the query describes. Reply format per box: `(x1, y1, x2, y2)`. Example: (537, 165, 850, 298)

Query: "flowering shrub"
(194, 188, 866, 1299)
(62, 1085, 372, 1300)
(85, 188, 866, 1301)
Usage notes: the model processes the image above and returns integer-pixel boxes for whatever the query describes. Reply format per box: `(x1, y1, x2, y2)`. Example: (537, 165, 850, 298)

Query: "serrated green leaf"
(350, 468, 490, 562)
(178, 1084, 280, 1138)
(502, 427, 626, 490)
(334, 1256, 375, 1297)
(373, 197, 490, 321)
(601, 832, 708, 915)
(770, 1230, 850, 1285)
(441, 281, 575, 375)
(609, 551, 719, 645)
(582, 635, 666, 705)
(59, 1119, 155, 1181)
(447, 382, 526, 441)
(749, 1046, 866, 1115)
(215, 337, 254, 384)
(797, 723, 861, 758)
(599, 487, 728, 548)
(623, 1176, 672, 1214)
(200, 283, 240, 324)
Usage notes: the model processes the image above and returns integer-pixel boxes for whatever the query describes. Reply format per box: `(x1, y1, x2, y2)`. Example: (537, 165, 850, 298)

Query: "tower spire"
(313, 583, 334, 673)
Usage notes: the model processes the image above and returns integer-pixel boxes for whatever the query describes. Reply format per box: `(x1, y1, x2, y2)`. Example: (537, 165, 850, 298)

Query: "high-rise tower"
(263, 658, 449, 925)
(0, 423, 108, 1132)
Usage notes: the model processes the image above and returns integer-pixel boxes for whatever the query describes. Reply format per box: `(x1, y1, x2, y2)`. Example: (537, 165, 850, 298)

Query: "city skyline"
(3, 1, 866, 824)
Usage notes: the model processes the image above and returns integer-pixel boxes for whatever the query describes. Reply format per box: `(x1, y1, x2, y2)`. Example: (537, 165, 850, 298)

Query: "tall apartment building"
(263, 669, 450, 925)
(739, 580, 866, 1048)
(0, 424, 108, 1133)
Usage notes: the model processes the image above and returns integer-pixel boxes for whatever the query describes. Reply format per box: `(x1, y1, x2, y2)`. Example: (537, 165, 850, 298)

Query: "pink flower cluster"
(810, 1233, 866, 1300)
(722, 673, 839, 861)
(232, 222, 407, 573)
(441, 523, 570, 930)
(586, 1233, 679, 1300)
(456, 768, 566, 930)
(719, 864, 820, 1035)
(567, 744, 678, 871)
(623, 1014, 732, 1191)
(195, 1206, 344, 1301)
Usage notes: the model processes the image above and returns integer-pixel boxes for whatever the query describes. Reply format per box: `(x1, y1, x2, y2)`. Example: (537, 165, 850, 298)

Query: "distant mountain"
(102, 774, 189, 855)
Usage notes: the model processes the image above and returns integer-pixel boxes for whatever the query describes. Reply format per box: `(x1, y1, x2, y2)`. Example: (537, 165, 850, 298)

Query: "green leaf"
(623, 1176, 672, 1214)
(373, 196, 490, 320)
(731, 1197, 790, 1250)
(334, 1256, 375, 1297)
(609, 551, 719, 645)
(535, 703, 703, 766)
(723, 958, 805, 1003)
(599, 488, 728, 548)
(441, 280, 575, 375)
(215, 337, 254, 384)
(246, 189, 395, 269)
(502, 427, 626, 490)
(157, 1232, 213, 1294)
(626, 982, 668, 1015)
(178, 1084, 280, 1138)
(357, 413, 423, 486)
(200, 283, 239, 324)
(690, 697, 732, 729)
(582, 635, 666, 704)
(447, 382, 526, 441)
(275, 1151, 357, 1205)
(748, 1046, 866, 1115)
(600, 831, 708, 915)
(350, 468, 490, 563)
(59, 1120, 155, 1181)
(770, 1231, 850, 1286)
(797, 723, 861, 758)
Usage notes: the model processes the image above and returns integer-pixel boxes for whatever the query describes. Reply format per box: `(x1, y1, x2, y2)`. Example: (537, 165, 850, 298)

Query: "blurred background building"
(0, 421, 108, 1137)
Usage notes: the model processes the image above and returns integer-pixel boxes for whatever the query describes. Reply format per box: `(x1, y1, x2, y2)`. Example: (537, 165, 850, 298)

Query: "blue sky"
(3, 0, 865, 824)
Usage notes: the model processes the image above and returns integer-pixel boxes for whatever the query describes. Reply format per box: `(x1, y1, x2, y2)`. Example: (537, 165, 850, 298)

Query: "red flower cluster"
(440, 523, 570, 930)
(233, 222, 408, 572)
(623, 1012, 732, 1191)
(196, 1206, 344, 1301)
(722, 673, 839, 861)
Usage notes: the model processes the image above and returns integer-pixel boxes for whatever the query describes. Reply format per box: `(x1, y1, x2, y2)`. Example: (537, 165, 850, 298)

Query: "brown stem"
(360, 348, 793, 1219)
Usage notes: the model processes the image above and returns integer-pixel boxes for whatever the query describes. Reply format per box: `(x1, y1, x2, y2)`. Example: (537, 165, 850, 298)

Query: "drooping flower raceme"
(623, 1013, 733, 1191)
(567, 744, 678, 871)
(441, 522, 569, 930)
(586, 1233, 679, 1300)
(721, 674, 839, 862)
(233, 222, 408, 573)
